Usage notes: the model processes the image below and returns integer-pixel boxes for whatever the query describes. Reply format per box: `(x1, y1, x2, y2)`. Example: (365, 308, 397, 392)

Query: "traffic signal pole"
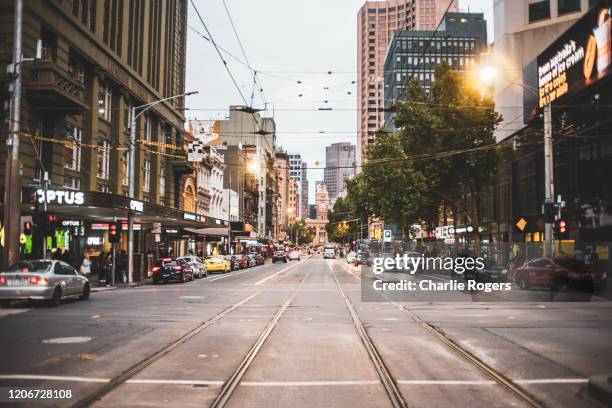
(543, 104, 555, 257)
(3, 0, 23, 269)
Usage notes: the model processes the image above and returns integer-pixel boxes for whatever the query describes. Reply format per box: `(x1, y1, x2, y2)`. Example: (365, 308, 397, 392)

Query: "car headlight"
(501, 269, 507, 274)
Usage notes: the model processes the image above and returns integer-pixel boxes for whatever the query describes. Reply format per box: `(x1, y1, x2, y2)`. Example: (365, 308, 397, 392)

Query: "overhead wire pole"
(3, 0, 23, 268)
(127, 91, 198, 284)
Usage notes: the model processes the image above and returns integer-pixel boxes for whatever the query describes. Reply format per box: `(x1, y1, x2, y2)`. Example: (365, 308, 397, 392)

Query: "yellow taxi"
(205, 256, 232, 273)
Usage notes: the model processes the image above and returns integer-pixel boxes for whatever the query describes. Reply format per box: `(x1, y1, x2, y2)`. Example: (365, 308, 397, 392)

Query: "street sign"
(516, 218, 528, 232)
(383, 229, 392, 242)
(152, 223, 162, 234)
(374, 228, 382, 240)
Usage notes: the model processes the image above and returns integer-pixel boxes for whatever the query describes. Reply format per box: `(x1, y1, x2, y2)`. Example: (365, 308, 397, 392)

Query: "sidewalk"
(88, 275, 152, 293)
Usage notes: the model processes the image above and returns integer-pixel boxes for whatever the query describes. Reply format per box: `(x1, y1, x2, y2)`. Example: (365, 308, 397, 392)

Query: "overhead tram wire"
(189, 0, 272, 152)
(221, 0, 267, 108)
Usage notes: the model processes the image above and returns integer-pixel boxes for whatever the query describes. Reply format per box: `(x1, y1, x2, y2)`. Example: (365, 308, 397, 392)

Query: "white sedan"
(0, 260, 90, 307)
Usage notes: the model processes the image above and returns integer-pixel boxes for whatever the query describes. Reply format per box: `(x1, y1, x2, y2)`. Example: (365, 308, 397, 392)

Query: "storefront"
(18, 188, 228, 279)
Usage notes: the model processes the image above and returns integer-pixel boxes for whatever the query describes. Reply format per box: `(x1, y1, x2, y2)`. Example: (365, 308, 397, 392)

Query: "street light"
(126, 91, 198, 284)
(477, 62, 555, 257)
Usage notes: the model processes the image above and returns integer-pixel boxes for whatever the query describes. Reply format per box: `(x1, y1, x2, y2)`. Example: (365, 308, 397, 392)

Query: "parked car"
(346, 251, 357, 264)
(513, 256, 607, 291)
(355, 252, 372, 267)
(224, 255, 239, 271)
(273, 250, 288, 263)
(205, 256, 232, 273)
(152, 258, 194, 284)
(0, 260, 90, 307)
(287, 249, 301, 261)
(178, 255, 207, 278)
(235, 254, 249, 269)
(246, 254, 257, 268)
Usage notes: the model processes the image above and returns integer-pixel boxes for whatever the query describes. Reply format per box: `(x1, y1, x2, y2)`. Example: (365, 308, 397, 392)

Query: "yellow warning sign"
(515, 218, 528, 232)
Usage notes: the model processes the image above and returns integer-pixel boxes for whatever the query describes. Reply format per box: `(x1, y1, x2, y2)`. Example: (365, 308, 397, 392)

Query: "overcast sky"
(185, 0, 493, 203)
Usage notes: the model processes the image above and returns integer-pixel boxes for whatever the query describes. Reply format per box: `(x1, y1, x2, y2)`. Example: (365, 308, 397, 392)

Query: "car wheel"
(79, 283, 90, 301)
(518, 276, 530, 290)
(180, 272, 186, 283)
(48, 287, 61, 307)
(153, 275, 161, 284)
(0, 300, 11, 307)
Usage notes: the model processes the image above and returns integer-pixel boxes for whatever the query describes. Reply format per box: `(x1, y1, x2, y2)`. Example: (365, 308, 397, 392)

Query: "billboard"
(188, 119, 221, 145)
(537, 2, 611, 108)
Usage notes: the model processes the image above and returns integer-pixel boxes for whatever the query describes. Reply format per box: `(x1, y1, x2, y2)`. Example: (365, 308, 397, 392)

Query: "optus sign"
(537, 2, 611, 108)
(36, 189, 84, 205)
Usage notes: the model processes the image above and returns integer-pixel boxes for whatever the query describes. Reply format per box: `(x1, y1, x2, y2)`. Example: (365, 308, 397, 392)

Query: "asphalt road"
(0, 256, 611, 407)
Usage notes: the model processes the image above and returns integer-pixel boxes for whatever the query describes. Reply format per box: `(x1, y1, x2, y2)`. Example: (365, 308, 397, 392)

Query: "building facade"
(275, 151, 290, 236)
(288, 153, 307, 219)
(357, 0, 458, 164)
(383, 12, 488, 129)
(315, 183, 331, 221)
(324, 142, 357, 202)
(0, 0, 224, 271)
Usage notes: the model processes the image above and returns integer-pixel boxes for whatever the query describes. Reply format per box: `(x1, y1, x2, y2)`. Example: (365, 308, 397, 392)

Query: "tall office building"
(288, 153, 308, 219)
(383, 12, 488, 129)
(324, 142, 357, 201)
(357, 0, 457, 164)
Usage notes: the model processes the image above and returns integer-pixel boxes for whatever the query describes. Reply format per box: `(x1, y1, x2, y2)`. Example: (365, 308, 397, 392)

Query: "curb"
(588, 374, 612, 405)
(91, 281, 151, 293)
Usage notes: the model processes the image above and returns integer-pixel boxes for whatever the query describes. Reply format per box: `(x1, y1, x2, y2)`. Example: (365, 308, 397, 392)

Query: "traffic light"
(44, 214, 59, 235)
(543, 202, 558, 223)
(554, 219, 569, 240)
(108, 221, 122, 243)
(23, 221, 32, 235)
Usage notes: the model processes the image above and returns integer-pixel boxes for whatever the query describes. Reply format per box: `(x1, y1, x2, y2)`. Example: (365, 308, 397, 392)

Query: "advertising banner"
(537, 1, 611, 108)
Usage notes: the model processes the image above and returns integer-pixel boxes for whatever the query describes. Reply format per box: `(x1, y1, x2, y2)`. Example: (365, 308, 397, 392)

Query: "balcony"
(26, 63, 88, 109)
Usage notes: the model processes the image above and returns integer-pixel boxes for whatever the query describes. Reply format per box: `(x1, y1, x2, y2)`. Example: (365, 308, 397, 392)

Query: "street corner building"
(0, 0, 224, 276)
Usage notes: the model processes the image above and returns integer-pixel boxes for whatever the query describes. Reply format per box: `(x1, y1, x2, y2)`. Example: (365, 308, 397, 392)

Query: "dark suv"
(152, 258, 194, 284)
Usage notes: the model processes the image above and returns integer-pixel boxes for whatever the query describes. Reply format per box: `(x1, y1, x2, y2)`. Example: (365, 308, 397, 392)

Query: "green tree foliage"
(288, 219, 315, 244)
(346, 61, 502, 235)
(326, 196, 367, 243)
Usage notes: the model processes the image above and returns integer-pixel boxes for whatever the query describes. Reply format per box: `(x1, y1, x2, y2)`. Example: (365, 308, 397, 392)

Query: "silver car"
(0, 260, 90, 307)
(178, 256, 208, 278)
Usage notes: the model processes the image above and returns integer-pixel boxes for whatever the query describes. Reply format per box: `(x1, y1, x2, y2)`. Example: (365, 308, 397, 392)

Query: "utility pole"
(3, 0, 23, 269)
(227, 168, 231, 255)
(543, 104, 555, 257)
(127, 106, 136, 283)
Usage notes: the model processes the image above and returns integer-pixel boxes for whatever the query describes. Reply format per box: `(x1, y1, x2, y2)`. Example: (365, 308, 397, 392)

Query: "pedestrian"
(80, 253, 92, 276)
(105, 253, 113, 287)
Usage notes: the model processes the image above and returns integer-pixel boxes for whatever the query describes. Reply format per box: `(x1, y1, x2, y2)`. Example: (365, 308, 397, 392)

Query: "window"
(98, 83, 112, 121)
(63, 175, 81, 190)
(528, 0, 550, 22)
(125, 100, 133, 130)
(143, 159, 151, 193)
(159, 167, 165, 202)
(97, 139, 110, 179)
(558, 0, 580, 15)
(68, 51, 85, 84)
(64, 125, 82, 171)
(121, 151, 129, 186)
(145, 114, 152, 142)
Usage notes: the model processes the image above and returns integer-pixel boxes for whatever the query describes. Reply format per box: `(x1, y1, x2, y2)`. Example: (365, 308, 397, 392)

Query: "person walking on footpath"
(80, 253, 92, 276)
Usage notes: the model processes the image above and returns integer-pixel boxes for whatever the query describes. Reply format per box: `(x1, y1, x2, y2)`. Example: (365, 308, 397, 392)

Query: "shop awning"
(184, 227, 229, 236)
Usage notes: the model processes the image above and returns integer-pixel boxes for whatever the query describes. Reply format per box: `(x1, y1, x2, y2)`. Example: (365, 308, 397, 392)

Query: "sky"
(185, 0, 493, 204)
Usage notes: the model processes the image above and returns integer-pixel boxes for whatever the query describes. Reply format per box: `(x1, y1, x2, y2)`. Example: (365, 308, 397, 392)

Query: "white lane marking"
(0, 375, 589, 386)
(179, 296, 205, 299)
(254, 261, 303, 286)
(514, 378, 588, 384)
(0, 374, 109, 383)
(208, 268, 254, 282)
(126, 379, 224, 386)
(41, 336, 92, 344)
(0, 308, 30, 318)
(420, 274, 449, 282)
(240, 380, 381, 386)
(397, 380, 496, 385)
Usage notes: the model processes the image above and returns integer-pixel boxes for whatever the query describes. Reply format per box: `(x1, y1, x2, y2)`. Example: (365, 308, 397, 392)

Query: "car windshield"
(3, 261, 52, 274)
(208, 257, 223, 262)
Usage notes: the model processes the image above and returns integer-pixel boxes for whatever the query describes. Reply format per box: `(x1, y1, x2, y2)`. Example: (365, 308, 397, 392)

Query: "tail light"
(152, 266, 160, 272)
(0, 276, 6, 285)
(172, 265, 182, 271)
(162, 258, 172, 262)
(29, 276, 48, 286)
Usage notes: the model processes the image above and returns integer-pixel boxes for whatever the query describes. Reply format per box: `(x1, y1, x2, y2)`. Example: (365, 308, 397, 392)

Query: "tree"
(288, 220, 315, 244)
(345, 61, 502, 236)
(326, 194, 368, 243)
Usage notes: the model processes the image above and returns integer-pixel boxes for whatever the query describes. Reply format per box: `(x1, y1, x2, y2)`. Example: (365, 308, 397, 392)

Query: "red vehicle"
(235, 254, 249, 269)
(513, 257, 607, 291)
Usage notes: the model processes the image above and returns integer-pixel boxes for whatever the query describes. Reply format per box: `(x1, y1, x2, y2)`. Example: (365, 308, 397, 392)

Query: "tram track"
(69, 261, 304, 408)
(335, 260, 544, 408)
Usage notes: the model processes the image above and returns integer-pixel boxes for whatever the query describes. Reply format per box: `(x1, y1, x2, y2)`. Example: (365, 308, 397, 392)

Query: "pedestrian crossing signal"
(109, 222, 121, 244)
